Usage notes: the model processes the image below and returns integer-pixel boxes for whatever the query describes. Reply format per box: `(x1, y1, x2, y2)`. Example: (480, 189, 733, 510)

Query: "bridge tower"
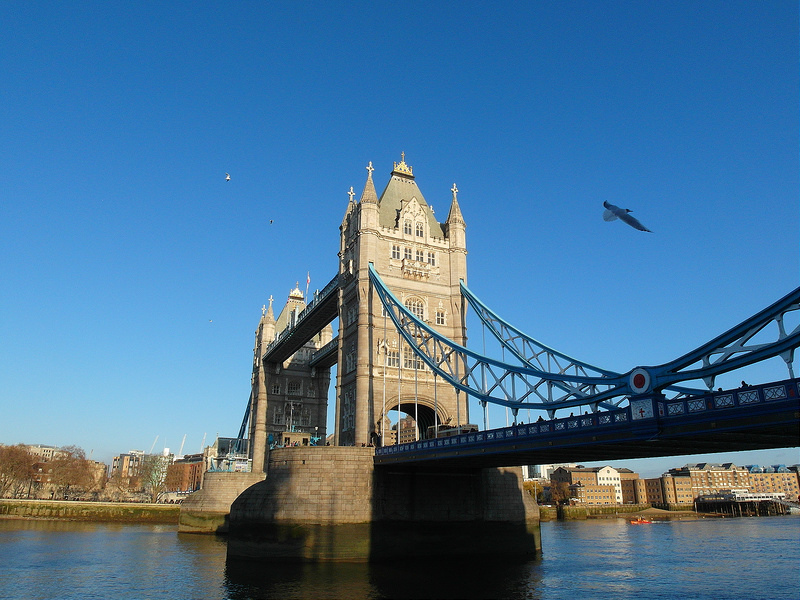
(335, 155, 469, 446)
(249, 287, 332, 471)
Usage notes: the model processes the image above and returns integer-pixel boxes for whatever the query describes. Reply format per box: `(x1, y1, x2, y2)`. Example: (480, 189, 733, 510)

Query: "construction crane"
(177, 434, 186, 458)
(148, 435, 159, 454)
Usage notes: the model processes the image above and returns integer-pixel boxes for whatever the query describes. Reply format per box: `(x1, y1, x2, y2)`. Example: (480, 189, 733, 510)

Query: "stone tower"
(335, 155, 469, 446)
(249, 286, 332, 471)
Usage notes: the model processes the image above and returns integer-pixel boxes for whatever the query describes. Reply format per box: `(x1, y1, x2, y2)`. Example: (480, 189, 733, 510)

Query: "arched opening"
(377, 400, 449, 446)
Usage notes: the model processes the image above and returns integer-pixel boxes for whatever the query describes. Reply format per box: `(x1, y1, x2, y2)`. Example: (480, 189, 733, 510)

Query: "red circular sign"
(633, 373, 646, 389)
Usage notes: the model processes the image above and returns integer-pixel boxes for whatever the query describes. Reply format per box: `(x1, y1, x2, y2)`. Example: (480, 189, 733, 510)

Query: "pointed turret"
(255, 296, 277, 354)
(359, 161, 378, 204)
(445, 183, 466, 228)
(262, 296, 276, 343)
(357, 161, 380, 232)
(341, 186, 356, 228)
(445, 183, 467, 285)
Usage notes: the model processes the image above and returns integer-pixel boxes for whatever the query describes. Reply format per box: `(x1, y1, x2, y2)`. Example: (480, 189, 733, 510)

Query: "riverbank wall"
(0, 499, 179, 523)
(226, 446, 541, 562)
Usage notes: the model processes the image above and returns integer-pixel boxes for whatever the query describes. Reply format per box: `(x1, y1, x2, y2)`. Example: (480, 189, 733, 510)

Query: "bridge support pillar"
(226, 447, 540, 562)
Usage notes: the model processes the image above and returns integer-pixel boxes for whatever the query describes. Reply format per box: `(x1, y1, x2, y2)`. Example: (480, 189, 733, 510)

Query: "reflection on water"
(224, 555, 541, 600)
(1, 517, 798, 600)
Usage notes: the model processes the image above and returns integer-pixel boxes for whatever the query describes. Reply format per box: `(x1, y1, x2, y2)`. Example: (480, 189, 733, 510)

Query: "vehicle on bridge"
(426, 424, 479, 439)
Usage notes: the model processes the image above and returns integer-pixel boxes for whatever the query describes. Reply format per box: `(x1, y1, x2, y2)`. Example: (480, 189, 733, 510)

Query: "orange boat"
(629, 517, 652, 524)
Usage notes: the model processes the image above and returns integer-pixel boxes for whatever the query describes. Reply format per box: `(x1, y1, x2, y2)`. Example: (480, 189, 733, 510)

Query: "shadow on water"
(224, 555, 543, 600)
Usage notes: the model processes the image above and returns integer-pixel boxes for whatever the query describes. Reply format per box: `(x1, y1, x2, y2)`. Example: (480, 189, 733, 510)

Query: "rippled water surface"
(1, 516, 797, 599)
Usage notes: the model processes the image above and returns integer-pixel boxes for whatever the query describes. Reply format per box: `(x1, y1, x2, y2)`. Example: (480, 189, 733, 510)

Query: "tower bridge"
(183, 156, 799, 562)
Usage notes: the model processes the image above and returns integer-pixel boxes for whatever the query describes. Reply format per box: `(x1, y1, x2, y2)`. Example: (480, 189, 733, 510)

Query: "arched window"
(405, 298, 424, 321)
(415, 222, 424, 237)
(404, 221, 412, 235)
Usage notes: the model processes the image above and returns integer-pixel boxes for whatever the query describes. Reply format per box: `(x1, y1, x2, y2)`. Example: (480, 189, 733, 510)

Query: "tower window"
(392, 245, 401, 260)
(386, 349, 400, 368)
(415, 249, 424, 262)
(415, 222, 424, 237)
(404, 221, 412, 235)
(288, 381, 301, 395)
(271, 383, 281, 394)
(436, 310, 446, 325)
(404, 349, 423, 370)
(405, 298, 424, 321)
(404, 247, 412, 261)
(427, 252, 436, 266)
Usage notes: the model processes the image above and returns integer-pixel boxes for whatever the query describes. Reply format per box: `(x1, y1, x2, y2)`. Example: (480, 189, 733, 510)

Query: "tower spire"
(446, 183, 465, 226)
(359, 161, 378, 204)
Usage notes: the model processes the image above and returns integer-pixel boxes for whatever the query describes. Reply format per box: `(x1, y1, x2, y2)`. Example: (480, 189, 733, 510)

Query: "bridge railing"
(374, 379, 799, 457)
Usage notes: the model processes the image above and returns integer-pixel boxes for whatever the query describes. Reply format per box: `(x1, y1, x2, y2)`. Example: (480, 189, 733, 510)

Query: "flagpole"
(305, 272, 310, 301)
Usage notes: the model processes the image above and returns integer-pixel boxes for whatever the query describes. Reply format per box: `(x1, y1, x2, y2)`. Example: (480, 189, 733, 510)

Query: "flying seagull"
(225, 173, 231, 181)
(602, 201, 652, 232)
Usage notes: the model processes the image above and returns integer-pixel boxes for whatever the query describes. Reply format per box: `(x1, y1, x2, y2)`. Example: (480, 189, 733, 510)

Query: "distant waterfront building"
(396, 416, 418, 444)
(524, 463, 577, 481)
(164, 454, 204, 493)
(667, 463, 750, 498)
(659, 474, 695, 506)
(25, 444, 67, 462)
(111, 450, 146, 479)
(550, 465, 623, 505)
(745, 465, 800, 500)
(618, 468, 645, 504)
(643, 477, 667, 504)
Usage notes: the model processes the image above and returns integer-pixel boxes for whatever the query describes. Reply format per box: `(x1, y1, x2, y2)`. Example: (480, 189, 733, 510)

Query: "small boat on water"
(629, 517, 652, 524)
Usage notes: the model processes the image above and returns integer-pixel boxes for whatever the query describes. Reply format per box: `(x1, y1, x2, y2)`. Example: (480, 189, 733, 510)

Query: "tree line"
(0, 444, 172, 502)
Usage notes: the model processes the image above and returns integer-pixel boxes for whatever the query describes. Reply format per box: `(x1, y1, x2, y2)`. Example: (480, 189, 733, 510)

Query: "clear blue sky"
(1, 2, 797, 477)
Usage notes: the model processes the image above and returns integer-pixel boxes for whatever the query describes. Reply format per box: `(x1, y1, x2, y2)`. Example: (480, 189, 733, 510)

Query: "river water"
(0, 516, 798, 599)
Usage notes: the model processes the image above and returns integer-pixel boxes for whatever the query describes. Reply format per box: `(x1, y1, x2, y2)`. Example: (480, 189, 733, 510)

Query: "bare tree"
(0, 444, 35, 498)
(49, 446, 94, 499)
(139, 454, 170, 503)
(549, 481, 572, 505)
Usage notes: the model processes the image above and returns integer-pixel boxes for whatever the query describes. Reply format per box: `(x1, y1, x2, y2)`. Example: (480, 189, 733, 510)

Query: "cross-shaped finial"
(401, 151, 405, 163)
(261, 304, 266, 315)
(348, 186, 355, 202)
(451, 183, 458, 199)
(366, 161, 374, 176)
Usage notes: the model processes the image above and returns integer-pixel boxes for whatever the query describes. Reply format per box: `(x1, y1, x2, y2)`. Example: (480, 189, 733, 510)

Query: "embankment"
(0, 499, 180, 523)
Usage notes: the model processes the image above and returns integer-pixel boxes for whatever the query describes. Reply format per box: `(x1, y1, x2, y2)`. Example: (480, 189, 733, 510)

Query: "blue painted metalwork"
(369, 263, 800, 412)
(374, 378, 800, 466)
(459, 280, 705, 405)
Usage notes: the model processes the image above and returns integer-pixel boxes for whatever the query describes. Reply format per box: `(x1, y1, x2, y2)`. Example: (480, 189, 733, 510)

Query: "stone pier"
(178, 471, 266, 534)
(226, 447, 540, 562)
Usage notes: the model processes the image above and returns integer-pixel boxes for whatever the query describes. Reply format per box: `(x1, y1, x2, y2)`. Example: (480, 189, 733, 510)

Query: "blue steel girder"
(369, 264, 627, 412)
(369, 263, 800, 411)
(644, 285, 800, 392)
(460, 281, 706, 401)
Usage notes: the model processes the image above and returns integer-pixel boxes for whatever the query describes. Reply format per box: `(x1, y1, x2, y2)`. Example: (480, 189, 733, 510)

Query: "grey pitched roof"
(376, 169, 445, 238)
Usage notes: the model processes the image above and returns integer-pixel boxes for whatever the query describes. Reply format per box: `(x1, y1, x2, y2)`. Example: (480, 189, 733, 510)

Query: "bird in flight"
(225, 173, 231, 181)
(602, 201, 652, 232)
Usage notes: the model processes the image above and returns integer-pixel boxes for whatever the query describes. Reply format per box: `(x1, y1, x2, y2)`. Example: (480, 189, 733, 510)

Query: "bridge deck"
(374, 379, 800, 469)
(262, 275, 339, 364)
